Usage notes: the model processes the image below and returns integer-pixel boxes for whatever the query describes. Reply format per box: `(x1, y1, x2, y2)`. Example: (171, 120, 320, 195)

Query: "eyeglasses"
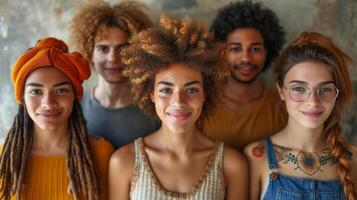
(284, 83, 340, 103)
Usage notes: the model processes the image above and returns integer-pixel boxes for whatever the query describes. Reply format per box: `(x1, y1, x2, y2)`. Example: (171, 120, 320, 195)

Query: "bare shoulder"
(109, 143, 135, 174)
(222, 145, 249, 199)
(109, 143, 136, 199)
(244, 140, 266, 162)
(223, 145, 247, 173)
(243, 140, 269, 174)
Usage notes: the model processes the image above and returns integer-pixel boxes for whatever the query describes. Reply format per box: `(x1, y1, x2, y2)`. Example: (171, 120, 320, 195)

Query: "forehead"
(94, 26, 129, 45)
(284, 62, 333, 84)
(155, 64, 203, 84)
(25, 67, 70, 84)
(226, 27, 264, 45)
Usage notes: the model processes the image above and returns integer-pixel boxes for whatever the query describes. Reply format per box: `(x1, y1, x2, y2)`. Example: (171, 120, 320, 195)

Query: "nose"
(305, 88, 320, 104)
(172, 90, 185, 105)
(240, 49, 252, 63)
(41, 92, 58, 109)
(107, 48, 119, 63)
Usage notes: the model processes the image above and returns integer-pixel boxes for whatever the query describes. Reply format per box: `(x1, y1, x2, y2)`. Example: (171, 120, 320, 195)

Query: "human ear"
(150, 91, 155, 103)
(276, 83, 285, 101)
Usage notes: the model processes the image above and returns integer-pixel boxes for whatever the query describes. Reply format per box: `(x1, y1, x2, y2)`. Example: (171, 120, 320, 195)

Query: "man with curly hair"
(69, 1, 160, 149)
(202, 0, 287, 150)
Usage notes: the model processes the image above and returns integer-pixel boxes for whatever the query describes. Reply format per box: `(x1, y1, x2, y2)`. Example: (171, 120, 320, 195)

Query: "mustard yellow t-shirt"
(202, 86, 287, 150)
(4, 137, 113, 200)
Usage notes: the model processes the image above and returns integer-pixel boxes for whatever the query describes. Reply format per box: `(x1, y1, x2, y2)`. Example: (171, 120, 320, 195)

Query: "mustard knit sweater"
(4, 137, 113, 200)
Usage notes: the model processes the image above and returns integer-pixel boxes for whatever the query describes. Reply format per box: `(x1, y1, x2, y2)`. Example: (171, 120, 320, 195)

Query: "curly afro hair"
(121, 15, 229, 122)
(211, 0, 286, 70)
(70, 1, 153, 60)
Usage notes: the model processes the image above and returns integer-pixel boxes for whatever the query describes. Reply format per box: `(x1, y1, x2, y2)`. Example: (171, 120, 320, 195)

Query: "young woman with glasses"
(245, 32, 357, 200)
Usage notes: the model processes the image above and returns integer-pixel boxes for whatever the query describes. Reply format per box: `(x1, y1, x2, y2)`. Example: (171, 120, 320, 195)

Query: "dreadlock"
(0, 101, 99, 200)
(0, 104, 33, 200)
(66, 101, 99, 200)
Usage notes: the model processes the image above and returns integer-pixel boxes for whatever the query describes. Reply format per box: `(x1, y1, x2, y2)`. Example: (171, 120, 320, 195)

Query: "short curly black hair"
(211, 0, 286, 70)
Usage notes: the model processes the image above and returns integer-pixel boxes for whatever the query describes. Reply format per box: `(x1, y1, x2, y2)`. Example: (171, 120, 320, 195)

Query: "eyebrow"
(25, 82, 43, 87)
(54, 81, 71, 87)
(25, 81, 71, 87)
(96, 43, 128, 48)
(158, 80, 202, 86)
(288, 80, 335, 85)
(228, 42, 264, 46)
(95, 45, 108, 49)
(184, 80, 201, 86)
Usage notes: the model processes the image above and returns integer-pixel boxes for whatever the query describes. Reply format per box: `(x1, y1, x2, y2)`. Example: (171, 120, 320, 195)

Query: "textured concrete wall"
(0, 0, 356, 142)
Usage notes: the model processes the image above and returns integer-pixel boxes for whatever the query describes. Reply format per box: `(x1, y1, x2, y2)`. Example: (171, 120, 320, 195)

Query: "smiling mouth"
(167, 111, 192, 121)
(36, 111, 62, 118)
(234, 64, 257, 75)
(104, 68, 123, 73)
(301, 111, 324, 118)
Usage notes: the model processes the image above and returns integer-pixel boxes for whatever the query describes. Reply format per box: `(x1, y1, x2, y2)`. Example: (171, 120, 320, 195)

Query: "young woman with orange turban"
(0, 37, 113, 200)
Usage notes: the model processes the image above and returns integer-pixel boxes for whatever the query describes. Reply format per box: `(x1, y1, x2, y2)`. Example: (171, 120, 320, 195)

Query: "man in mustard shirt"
(202, 1, 287, 150)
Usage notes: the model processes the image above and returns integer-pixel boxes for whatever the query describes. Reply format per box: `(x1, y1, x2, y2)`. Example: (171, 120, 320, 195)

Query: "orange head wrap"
(11, 37, 91, 102)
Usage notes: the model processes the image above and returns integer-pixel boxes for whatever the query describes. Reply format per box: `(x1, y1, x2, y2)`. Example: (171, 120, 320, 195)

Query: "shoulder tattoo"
(251, 143, 264, 158)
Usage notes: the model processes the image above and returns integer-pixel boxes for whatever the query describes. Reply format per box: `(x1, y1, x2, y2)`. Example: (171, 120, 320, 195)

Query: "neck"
(222, 77, 264, 108)
(156, 124, 201, 155)
(280, 117, 325, 152)
(32, 122, 68, 155)
(95, 77, 132, 108)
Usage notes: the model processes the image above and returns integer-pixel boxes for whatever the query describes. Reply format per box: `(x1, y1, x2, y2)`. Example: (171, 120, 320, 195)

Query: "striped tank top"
(130, 137, 226, 200)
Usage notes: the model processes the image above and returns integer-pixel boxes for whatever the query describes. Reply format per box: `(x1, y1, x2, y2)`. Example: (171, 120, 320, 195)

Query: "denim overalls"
(262, 137, 346, 200)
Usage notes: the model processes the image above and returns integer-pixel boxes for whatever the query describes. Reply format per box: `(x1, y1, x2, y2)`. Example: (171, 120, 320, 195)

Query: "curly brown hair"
(275, 32, 356, 200)
(121, 15, 229, 123)
(69, 1, 153, 60)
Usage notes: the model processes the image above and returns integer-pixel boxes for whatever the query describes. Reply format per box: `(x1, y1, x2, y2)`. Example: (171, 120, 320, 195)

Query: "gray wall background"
(0, 0, 356, 143)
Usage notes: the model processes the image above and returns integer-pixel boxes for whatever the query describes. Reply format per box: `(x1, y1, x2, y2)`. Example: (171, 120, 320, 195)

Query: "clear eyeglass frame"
(283, 84, 340, 103)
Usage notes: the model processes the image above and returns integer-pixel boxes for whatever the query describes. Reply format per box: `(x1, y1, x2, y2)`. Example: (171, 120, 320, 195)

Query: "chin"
(105, 77, 127, 84)
(298, 120, 325, 130)
(35, 120, 65, 131)
(38, 125, 59, 131)
(166, 124, 192, 135)
(231, 74, 258, 84)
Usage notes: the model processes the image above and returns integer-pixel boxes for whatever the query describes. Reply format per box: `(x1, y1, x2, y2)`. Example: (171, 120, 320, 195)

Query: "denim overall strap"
(264, 138, 278, 170)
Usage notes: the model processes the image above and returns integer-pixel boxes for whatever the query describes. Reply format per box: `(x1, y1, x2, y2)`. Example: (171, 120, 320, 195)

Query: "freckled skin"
(252, 143, 264, 158)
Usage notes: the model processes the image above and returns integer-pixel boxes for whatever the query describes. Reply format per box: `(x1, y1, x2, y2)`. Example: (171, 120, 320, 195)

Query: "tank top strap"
(263, 138, 278, 170)
(134, 137, 143, 166)
(214, 142, 225, 168)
